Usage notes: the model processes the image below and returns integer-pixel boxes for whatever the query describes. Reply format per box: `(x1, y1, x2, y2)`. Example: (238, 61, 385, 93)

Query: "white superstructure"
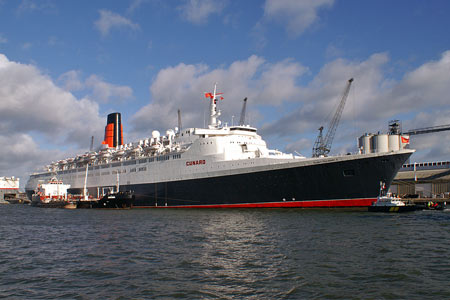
(27, 84, 306, 193)
(0, 177, 19, 190)
(32, 178, 71, 203)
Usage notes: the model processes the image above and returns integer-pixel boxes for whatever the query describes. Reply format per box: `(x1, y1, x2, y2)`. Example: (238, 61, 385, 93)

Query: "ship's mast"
(208, 83, 221, 128)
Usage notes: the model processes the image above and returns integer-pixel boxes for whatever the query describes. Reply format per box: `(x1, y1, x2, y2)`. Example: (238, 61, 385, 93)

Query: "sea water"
(1, 205, 449, 299)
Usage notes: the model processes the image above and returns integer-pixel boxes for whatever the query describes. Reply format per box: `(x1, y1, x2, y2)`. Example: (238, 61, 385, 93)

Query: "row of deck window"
(49, 154, 182, 176)
(403, 161, 450, 168)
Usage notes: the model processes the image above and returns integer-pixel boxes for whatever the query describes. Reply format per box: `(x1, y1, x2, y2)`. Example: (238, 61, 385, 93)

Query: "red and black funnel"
(102, 112, 123, 148)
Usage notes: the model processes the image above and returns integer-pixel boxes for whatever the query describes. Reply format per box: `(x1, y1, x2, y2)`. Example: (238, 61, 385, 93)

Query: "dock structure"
(390, 161, 450, 200)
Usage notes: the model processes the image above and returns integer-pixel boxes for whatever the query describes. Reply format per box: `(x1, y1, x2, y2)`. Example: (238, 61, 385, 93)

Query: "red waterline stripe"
(137, 198, 376, 208)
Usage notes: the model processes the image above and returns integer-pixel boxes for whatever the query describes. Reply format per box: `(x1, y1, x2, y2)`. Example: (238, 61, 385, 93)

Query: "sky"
(1, 0, 450, 187)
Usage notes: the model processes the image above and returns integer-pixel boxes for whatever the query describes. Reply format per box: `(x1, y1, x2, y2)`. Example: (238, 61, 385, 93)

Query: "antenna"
(239, 97, 248, 126)
(178, 109, 182, 133)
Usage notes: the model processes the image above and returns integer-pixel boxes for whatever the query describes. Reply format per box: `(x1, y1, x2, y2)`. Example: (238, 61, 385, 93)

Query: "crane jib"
(312, 78, 354, 157)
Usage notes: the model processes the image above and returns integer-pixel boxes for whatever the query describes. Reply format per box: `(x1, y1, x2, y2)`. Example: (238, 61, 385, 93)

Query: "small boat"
(31, 177, 76, 209)
(368, 195, 417, 212)
(423, 201, 447, 211)
(75, 168, 134, 209)
(77, 190, 134, 209)
(368, 182, 417, 212)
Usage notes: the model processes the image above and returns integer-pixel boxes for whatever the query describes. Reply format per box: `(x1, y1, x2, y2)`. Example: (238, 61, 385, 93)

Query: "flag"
(401, 136, 410, 144)
(204, 92, 224, 99)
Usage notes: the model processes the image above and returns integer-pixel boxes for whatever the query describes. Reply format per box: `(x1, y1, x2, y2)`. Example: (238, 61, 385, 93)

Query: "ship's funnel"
(102, 112, 123, 148)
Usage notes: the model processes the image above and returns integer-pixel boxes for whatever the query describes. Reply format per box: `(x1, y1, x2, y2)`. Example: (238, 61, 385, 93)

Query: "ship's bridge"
(193, 125, 257, 137)
(176, 125, 269, 160)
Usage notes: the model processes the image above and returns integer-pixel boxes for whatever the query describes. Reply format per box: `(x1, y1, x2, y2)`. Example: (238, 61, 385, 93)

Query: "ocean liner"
(26, 84, 414, 208)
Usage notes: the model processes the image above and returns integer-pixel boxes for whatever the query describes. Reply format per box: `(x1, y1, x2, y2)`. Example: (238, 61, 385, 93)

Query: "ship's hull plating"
(54, 151, 411, 208)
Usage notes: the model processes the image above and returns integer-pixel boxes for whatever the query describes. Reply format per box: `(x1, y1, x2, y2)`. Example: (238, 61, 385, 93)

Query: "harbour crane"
(312, 78, 354, 157)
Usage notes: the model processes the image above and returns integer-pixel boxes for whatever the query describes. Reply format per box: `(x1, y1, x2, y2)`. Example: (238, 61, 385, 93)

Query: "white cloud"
(21, 42, 32, 50)
(261, 51, 450, 160)
(0, 34, 7, 44)
(0, 133, 62, 181)
(85, 75, 133, 103)
(258, 58, 306, 104)
(399, 109, 450, 162)
(388, 50, 450, 110)
(127, 0, 146, 14)
(178, 0, 226, 25)
(0, 53, 105, 180)
(325, 43, 344, 59)
(285, 138, 311, 154)
(58, 71, 133, 103)
(130, 55, 306, 136)
(17, 0, 38, 12)
(260, 53, 391, 137)
(94, 9, 140, 36)
(263, 0, 334, 37)
(58, 70, 84, 91)
(16, 0, 56, 14)
(48, 36, 64, 47)
(251, 21, 268, 51)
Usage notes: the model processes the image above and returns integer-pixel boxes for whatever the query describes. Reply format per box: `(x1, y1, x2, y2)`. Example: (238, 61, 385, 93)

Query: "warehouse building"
(390, 161, 450, 198)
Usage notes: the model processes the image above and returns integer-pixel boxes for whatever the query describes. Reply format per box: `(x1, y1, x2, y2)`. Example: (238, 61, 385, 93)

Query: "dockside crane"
(312, 78, 354, 157)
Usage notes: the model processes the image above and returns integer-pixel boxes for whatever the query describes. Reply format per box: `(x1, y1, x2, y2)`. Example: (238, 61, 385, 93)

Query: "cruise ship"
(26, 84, 414, 208)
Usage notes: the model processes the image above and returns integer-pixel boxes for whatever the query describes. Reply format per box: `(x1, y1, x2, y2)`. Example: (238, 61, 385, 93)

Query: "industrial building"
(390, 161, 450, 198)
(361, 120, 450, 200)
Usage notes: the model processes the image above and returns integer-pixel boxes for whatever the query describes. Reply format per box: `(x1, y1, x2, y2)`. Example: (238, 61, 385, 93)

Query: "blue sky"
(1, 0, 450, 185)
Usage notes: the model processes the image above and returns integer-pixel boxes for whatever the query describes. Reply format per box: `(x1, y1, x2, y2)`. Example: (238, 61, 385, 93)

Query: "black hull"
(62, 151, 411, 208)
(76, 191, 134, 209)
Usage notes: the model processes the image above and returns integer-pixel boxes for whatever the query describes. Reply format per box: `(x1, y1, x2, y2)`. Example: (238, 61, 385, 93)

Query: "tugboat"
(75, 188, 134, 209)
(76, 171, 134, 209)
(368, 182, 417, 212)
(31, 177, 76, 209)
(90, 190, 134, 209)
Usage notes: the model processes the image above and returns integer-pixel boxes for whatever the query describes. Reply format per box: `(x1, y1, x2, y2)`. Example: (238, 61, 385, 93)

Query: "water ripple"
(1, 206, 449, 299)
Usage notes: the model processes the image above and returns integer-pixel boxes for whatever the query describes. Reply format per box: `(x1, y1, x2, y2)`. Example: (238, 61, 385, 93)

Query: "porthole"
(343, 169, 355, 177)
